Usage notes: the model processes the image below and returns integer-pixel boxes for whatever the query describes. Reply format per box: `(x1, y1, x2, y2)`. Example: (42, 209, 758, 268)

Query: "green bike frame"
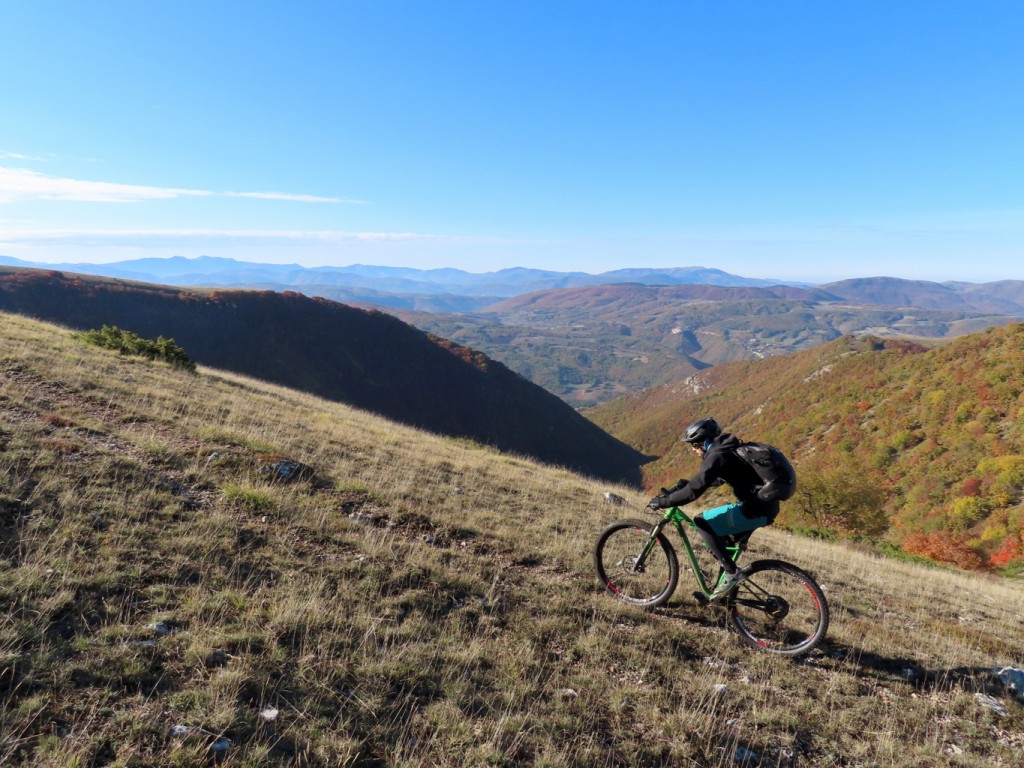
(640, 506, 745, 598)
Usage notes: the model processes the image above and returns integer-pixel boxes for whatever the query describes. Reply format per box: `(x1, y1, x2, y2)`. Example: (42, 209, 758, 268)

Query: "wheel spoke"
(729, 561, 828, 656)
(594, 520, 678, 608)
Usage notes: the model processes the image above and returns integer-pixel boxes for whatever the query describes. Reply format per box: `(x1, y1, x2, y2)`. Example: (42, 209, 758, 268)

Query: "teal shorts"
(700, 503, 769, 538)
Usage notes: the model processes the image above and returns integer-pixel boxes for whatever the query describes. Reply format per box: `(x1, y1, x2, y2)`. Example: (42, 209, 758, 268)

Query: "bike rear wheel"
(594, 519, 678, 608)
(727, 559, 829, 656)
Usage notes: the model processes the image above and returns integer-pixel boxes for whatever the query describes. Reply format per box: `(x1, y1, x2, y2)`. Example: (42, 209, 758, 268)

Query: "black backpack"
(734, 442, 797, 502)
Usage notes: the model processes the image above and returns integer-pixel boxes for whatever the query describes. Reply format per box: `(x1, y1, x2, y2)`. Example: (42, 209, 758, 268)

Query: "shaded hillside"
(2, 312, 1022, 767)
(0, 268, 643, 484)
(588, 325, 1024, 572)
(399, 282, 1021, 407)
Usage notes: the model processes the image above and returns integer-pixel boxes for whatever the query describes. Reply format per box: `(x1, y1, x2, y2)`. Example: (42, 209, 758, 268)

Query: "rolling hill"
(0, 267, 643, 484)
(1, 312, 1022, 766)
(587, 324, 1024, 572)
(399, 283, 1024, 407)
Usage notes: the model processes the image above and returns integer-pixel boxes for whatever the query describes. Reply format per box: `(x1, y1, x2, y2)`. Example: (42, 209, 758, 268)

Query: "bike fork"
(633, 521, 669, 571)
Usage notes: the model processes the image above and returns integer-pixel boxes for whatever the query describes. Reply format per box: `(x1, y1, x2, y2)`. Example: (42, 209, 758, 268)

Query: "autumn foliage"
(902, 531, 987, 571)
(590, 325, 1024, 572)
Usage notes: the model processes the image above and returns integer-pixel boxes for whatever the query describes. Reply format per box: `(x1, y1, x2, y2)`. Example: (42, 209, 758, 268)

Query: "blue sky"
(1, 1, 1022, 282)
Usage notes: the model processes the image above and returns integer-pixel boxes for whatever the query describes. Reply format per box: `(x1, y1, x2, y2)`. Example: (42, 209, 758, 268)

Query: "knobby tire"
(594, 519, 679, 608)
(726, 559, 829, 657)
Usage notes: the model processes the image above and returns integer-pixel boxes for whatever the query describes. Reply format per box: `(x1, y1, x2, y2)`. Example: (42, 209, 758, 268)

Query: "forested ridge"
(588, 324, 1024, 573)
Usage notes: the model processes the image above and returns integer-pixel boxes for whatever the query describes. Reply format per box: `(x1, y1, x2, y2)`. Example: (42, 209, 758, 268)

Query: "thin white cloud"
(0, 151, 51, 162)
(0, 228, 460, 245)
(226, 191, 364, 204)
(0, 166, 354, 205)
(0, 167, 211, 203)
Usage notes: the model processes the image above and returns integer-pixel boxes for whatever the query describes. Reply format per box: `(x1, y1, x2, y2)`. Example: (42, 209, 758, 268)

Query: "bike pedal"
(692, 591, 709, 607)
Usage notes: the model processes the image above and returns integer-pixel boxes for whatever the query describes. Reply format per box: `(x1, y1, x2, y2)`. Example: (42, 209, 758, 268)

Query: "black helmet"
(683, 417, 721, 445)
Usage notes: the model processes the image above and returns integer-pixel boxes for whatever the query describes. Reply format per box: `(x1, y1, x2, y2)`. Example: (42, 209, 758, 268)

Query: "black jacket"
(663, 433, 778, 518)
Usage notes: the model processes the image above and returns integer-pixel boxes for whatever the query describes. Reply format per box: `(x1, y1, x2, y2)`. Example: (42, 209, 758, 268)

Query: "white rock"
(976, 693, 1008, 716)
(998, 667, 1024, 701)
(147, 621, 172, 636)
(260, 708, 279, 722)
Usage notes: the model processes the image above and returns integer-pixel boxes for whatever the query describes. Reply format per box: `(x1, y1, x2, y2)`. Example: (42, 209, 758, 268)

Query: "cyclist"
(647, 417, 781, 601)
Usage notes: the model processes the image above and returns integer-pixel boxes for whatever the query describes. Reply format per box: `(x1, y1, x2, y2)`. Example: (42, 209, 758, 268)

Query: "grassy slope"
(1, 312, 1023, 767)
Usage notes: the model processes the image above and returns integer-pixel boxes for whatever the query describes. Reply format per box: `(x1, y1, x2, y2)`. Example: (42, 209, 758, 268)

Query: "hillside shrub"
(949, 496, 988, 530)
(903, 531, 986, 570)
(989, 534, 1023, 569)
(789, 461, 889, 540)
(74, 325, 197, 372)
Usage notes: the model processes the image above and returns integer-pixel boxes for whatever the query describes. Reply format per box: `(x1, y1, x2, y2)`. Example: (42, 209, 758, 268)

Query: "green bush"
(74, 325, 197, 373)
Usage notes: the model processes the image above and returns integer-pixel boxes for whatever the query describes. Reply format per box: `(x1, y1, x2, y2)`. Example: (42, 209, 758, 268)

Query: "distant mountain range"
(0, 255, 807, 311)
(0, 266, 643, 484)
(821, 277, 1024, 314)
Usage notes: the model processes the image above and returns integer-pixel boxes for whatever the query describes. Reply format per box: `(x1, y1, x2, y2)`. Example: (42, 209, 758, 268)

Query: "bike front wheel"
(594, 519, 679, 608)
(727, 559, 829, 657)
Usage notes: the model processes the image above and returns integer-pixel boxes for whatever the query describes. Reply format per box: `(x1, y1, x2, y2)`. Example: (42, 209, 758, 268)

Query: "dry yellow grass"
(1, 310, 1022, 767)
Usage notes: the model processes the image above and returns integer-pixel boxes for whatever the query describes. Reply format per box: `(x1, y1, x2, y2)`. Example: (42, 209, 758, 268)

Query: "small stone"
(454, 487, 464, 495)
(170, 725, 192, 738)
(603, 492, 626, 506)
(976, 693, 1008, 716)
(712, 684, 728, 696)
(147, 621, 172, 636)
(733, 746, 759, 764)
(260, 708, 279, 722)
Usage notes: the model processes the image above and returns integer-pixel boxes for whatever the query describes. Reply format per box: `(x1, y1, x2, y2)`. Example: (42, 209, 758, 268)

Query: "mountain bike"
(594, 505, 829, 657)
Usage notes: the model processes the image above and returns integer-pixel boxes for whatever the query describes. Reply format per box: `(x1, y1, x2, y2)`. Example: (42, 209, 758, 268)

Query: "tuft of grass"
(220, 483, 279, 512)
